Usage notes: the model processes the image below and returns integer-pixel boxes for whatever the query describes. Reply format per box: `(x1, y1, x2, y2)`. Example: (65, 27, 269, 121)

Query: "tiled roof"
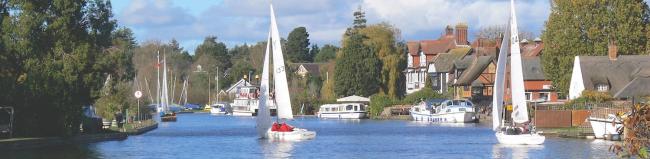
(421, 37, 456, 55)
(290, 63, 323, 76)
(407, 42, 420, 56)
(407, 36, 457, 56)
(522, 57, 546, 80)
(521, 42, 544, 57)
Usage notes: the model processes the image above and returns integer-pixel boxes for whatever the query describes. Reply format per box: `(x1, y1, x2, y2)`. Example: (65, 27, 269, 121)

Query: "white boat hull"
(588, 117, 622, 139)
(266, 128, 316, 141)
(410, 111, 477, 123)
(232, 111, 254, 116)
(210, 108, 227, 114)
(495, 132, 545, 145)
(317, 112, 366, 119)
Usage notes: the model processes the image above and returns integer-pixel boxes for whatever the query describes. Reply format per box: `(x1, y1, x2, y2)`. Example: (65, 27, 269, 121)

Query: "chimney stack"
(608, 40, 618, 61)
(496, 33, 503, 48)
(445, 25, 453, 36)
(455, 23, 468, 45)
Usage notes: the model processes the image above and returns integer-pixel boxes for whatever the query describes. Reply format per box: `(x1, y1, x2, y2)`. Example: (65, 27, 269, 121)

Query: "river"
(8, 113, 618, 159)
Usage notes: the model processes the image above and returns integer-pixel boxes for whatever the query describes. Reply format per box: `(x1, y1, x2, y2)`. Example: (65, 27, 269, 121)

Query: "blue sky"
(111, 0, 552, 54)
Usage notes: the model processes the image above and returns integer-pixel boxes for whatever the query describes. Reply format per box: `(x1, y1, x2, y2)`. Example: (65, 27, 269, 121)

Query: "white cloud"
(115, 0, 551, 53)
(362, 0, 550, 40)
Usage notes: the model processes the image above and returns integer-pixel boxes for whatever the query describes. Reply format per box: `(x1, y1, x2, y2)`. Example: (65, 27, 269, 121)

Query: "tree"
(345, 6, 367, 36)
(285, 27, 310, 63)
(194, 36, 230, 81)
(314, 44, 338, 62)
(334, 34, 381, 97)
(475, 25, 535, 41)
(308, 44, 319, 62)
(88, 0, 116, 49)
(541, 0, 650, 94)
(358, 23, 407, 98)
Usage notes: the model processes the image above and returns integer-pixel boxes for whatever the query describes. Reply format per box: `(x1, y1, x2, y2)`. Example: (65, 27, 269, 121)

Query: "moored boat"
(317, 103, 367, 119)
(210, 102, 231, 115)
(231, 86, 277, 116)
(588, 114, 623, 139)
(410, 99, 477, 123)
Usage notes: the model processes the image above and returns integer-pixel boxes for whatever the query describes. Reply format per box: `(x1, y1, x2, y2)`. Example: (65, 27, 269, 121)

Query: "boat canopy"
(337, 95, 370, 102)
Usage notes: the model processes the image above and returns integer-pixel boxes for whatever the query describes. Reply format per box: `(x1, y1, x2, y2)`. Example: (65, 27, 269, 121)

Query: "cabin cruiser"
(231, 86, 277, 116)
(410, 99, 478, 123)
(317, 103, 367, 119)
(210, 102, 231, 115)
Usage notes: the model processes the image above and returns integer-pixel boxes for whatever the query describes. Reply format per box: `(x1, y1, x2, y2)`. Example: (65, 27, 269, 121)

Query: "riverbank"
(0, 120, 158, 151)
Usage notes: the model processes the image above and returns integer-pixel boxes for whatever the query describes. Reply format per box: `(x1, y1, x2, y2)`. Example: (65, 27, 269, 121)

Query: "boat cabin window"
(360, 105, 365, 111)
(346, 105, 353, 111)
(446, 109, 451, 113)
(415, 108, 420, 112)
(325, 108, 330, 112)
(354, 106, 358, 111)
(459, 108, 466, 112)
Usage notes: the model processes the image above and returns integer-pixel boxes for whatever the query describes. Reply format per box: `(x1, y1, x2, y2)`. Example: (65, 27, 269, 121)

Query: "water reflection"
(5, 144, 102, 159)
(492, 144, 544, 159)
(406, 121, 478, 127)
(259, 139, 295, 159)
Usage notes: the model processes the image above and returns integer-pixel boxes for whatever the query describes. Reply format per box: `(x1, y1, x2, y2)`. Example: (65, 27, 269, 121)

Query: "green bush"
(369, 94, 394, 117)
(565, 90, 613, 107)
(401, 88, 443, 105)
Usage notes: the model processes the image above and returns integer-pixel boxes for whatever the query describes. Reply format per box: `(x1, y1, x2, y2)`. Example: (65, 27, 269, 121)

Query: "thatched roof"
(576, 55, 650, 98)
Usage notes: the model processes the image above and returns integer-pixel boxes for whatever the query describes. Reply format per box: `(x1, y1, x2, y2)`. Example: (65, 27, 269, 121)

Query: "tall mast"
(509, 0, 529, 124)
(270, 3, 293, 120)
(156, 51, 161, 113)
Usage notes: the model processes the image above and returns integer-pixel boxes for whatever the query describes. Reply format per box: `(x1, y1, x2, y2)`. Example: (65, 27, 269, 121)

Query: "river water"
(8, 113, 617, 159)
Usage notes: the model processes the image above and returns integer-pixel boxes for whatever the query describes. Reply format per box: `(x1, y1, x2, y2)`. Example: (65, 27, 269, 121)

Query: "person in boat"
(271, 122, 294, 132)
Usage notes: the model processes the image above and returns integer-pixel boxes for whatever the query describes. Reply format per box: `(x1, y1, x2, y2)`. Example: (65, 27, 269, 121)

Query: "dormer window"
(596, 84, 609, 92)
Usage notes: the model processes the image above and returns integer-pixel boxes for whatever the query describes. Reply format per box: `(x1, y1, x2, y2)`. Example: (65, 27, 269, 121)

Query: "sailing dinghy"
(492, 0, 544, 145)
(255, 2, 316, 140)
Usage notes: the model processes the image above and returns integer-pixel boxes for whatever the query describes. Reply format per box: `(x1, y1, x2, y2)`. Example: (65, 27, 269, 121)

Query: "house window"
(557, 93, 567, 100)
(525, 92, 532, 101)
(472, 87, 483, 96)
(596, 84, 609, 92)
(539, 92, 550, 102)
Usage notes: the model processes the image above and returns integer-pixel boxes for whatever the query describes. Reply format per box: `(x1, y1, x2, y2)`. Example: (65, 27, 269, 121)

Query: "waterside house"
(225, 79, 254, 98)
(291, 63, 322, 78)
(405, 24, 470, 95)
(569, 44, 650, 99)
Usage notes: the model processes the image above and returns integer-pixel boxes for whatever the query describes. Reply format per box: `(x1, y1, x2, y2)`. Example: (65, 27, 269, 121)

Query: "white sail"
(269, 4, 293, 120)
(509, 0, 529, 124)
(256, 31, 273, 138)
(162, 54, 169, 113)
(492, 23, 510, 131)
(157, 52, 161, 113)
